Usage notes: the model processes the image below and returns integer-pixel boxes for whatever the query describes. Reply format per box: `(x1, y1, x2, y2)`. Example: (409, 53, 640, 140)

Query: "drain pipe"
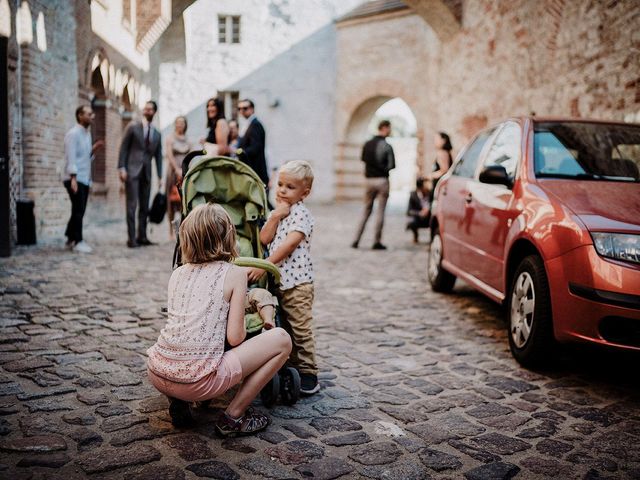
(15, 0, 24, 198)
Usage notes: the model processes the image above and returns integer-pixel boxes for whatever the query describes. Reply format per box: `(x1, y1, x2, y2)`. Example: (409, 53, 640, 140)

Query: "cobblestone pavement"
(1, 203, 639, 480)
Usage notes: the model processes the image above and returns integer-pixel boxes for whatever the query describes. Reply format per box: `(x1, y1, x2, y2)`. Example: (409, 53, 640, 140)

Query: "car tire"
(428, 229, 456, 293)
(508, 255, 555, 367)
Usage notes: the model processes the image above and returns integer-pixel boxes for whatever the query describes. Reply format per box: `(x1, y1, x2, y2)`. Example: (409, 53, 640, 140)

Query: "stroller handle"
(234, 257, 280, 283)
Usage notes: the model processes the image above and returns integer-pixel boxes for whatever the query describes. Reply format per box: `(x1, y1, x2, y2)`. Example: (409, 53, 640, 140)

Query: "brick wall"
(15, 0, 79, 238)
(436, 0, 640, 142)
(335, 0, 640, 200)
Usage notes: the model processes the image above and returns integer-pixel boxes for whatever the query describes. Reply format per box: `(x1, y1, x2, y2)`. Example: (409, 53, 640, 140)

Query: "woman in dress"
(427, 132, 453, 202)
(200, 97, 229, 156)
(165, 116, 191, 237)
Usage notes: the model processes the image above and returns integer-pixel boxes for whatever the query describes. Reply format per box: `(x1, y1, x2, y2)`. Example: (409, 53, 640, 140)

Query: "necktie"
(145, 125, 151, 148)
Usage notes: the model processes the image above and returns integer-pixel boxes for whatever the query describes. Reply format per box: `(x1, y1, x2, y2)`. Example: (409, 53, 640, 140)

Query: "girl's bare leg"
(226, 327, 291, 418)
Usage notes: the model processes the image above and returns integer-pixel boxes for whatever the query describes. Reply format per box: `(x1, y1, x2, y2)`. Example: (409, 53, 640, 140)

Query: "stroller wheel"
(280, 367, 301, 406)
(260, 373, 280, 407)
(168, 397, 194, 428)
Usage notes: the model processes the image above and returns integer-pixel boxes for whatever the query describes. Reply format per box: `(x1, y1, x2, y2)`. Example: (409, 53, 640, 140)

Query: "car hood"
(539, 180, 640, 233)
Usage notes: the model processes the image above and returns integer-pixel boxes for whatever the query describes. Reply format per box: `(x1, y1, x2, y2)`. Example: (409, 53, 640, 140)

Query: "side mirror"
(479, 165, 512, 188)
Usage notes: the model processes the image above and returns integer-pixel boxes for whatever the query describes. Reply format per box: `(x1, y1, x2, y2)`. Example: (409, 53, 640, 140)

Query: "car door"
(439, 128, 495, 270)
(467, 121, 522, 292)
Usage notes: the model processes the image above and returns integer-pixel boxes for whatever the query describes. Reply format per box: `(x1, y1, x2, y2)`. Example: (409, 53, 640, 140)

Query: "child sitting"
(247, 160, 319, 395)
(406, 177, 431, 243)
(147, 203, 291, 436)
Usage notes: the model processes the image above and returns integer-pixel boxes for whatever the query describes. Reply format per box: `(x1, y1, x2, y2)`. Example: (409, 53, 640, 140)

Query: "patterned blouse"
(269, 201, 314, 290)
(147, 262, 231, 383)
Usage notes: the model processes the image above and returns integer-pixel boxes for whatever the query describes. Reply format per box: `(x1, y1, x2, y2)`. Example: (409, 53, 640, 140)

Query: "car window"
(452, 129, 494, 178)
(535, 132, 585, 176)
(534, 122, 640, 182)
(482, 122, 521, 179)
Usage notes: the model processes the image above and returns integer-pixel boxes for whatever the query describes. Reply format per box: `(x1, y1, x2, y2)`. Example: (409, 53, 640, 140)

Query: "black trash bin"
(16, 199, 36, 245)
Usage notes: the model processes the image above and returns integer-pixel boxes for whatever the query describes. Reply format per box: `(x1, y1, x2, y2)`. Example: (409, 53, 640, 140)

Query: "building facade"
(334, 0, 640, 199)
(1, 0, 193, 251)
(159, 0, 362, 202)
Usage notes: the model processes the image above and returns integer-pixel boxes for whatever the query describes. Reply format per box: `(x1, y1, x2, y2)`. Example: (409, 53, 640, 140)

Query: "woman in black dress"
(428, 132, 453, 202)
(200, 97, 229, 156)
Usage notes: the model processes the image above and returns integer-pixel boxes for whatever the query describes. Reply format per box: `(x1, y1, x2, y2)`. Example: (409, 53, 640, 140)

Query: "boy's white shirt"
(268, 201, 314, 290)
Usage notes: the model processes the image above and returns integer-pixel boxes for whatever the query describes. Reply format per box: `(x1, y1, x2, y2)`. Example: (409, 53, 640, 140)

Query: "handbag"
(148, 192, 167, 224)
(169, 184, 181, 204)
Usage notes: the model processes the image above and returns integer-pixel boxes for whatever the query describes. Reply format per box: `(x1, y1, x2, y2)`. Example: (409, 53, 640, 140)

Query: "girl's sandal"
(215, 407, 270, 437)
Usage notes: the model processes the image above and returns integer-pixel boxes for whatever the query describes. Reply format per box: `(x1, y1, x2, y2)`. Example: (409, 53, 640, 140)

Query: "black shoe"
(300, 373, 320, 395)
(350, 241, 358, 249)
(168, 397, 194, 428)
(127, 240, 139, 248)
(372, 242, 387, 250)
(137, 238, 155, 246)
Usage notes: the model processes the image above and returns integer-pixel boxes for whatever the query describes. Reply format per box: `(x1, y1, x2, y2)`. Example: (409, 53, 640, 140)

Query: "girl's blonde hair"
(279, 160, 314, 188)
(180, 203, 238, 264)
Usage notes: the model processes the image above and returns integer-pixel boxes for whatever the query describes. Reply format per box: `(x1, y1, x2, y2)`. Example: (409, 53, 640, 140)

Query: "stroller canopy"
(181, 155, 269, 258)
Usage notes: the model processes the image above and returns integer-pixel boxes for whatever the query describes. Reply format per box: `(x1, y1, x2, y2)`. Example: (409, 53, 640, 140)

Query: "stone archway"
(89, 53, 108, 185)
(334, 8, 439, 202)
(335, 93, 424, 201)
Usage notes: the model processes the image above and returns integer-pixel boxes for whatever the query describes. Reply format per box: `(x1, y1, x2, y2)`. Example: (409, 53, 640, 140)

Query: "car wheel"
(508, 255, 555, 367)
(428, 229, 456, 292)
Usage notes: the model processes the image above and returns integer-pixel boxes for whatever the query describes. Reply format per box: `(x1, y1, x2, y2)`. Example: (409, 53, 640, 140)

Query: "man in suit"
(118, 101, 162, 248)
(236, 99, 269, 185)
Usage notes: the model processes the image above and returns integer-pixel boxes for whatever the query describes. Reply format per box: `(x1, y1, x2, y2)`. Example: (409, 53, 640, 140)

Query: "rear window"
(534, 122, 640, 182)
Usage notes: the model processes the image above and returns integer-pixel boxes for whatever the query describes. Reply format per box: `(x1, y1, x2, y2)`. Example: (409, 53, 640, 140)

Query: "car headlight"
(591, 232, 640, 265)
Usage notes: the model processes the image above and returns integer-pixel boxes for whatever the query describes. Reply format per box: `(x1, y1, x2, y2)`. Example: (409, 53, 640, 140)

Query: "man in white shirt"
(63, 105, 103, 253)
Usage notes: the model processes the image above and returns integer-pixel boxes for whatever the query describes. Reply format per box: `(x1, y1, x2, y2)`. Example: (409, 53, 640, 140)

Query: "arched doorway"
(335, 96, 422, 207)
(367, 98, 417, 208)
(89, 55, 108, 185)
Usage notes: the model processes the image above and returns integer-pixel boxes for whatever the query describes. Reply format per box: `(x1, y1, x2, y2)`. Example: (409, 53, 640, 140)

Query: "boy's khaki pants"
(277, 283, 317, 376)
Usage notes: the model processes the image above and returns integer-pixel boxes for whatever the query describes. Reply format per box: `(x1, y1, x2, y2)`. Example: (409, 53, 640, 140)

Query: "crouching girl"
(147, 203, 291, 436)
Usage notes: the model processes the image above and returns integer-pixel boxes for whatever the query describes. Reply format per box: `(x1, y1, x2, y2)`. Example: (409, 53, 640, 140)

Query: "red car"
(428, 117, 640, 366)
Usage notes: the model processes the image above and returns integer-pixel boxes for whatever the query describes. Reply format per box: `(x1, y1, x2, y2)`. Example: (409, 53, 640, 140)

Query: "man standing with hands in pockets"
(351, 119, 396, 250)
(118, 101, 163, 248)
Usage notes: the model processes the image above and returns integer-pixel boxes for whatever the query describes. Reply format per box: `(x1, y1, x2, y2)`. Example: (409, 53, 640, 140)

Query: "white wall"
(159, 0, 362, 202)
(229, 24, 338, 202)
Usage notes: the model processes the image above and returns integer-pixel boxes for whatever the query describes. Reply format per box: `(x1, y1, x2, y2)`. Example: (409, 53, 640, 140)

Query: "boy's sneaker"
(168, 397, 194, 428)
(73, 241, 93, 253)
(215, 408, 270, 437)
(300, 373, 320, 395)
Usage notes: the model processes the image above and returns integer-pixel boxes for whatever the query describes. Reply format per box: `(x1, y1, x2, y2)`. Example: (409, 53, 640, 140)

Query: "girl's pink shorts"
(147, 350, 243, 402)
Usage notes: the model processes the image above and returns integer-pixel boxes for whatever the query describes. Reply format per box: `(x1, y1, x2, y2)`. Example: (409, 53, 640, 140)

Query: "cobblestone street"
(1, 203, 639, 480)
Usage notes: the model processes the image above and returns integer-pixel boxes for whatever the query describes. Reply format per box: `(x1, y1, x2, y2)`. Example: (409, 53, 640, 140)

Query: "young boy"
(247, 160, 319, 395)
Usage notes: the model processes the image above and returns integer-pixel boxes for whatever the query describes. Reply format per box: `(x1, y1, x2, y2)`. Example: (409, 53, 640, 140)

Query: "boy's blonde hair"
(279, 160, 314, 188)
(180, 203, 238, 264)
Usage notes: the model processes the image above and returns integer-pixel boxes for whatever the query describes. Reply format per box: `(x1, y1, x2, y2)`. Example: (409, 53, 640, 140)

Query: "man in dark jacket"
(351, 120, 396, 250)
(236, 99, 269, 185)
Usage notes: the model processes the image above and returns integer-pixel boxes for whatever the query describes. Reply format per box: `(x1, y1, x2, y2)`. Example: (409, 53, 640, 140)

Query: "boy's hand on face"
(273, 201, 291, 220)
(247, 267, 265, 284)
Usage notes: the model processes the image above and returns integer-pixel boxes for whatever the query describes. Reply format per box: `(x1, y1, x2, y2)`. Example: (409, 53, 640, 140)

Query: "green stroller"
(173, 151, 301, 410)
